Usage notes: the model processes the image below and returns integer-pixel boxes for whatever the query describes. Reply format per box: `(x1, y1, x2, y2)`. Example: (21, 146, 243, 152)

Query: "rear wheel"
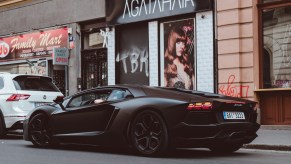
(130, 110, 168, 156)
(209, 143, 242, 153)
(0, 115, 6, 139)
(28, 113, 58, 147)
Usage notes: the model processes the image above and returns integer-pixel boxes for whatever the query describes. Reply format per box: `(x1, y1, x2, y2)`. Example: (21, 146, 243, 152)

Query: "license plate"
(35, 102, 49, 107)
(223, 111, 245, 120)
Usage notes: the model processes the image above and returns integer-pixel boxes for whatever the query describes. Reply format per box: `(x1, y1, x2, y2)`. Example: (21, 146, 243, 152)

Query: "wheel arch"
(28, 110, 51, 123)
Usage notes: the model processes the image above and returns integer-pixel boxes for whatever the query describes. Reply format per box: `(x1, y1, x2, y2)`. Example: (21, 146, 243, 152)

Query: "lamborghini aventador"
(23, 85, 260, 156)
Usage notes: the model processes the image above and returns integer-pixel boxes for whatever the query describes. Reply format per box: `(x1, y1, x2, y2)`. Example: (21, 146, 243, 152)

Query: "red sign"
(0, 28, 68, 61)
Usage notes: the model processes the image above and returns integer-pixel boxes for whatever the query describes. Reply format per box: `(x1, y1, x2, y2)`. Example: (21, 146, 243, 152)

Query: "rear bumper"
(171, 122, 260, 148)
(4, 115, 26, 129)
(23, 119, 29, 141)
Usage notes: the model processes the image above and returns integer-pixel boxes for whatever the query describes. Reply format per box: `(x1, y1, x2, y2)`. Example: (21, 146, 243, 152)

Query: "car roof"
(0, 72, 51, 79)
(69, 84, 147, 98)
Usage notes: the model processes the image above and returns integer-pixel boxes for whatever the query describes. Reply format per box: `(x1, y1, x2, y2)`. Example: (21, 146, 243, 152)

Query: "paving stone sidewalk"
(243, 126, 291, 151)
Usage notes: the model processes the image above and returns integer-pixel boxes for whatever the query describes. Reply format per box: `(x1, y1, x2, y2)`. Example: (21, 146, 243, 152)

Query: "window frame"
(258, 0, 291, 89)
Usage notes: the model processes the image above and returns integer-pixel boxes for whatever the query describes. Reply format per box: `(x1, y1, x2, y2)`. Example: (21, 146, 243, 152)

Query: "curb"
(243, 144, 291, 151)
(260, 125, 291, 130)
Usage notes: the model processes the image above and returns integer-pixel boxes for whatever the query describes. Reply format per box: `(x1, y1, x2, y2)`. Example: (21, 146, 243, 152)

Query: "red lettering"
(0, 42, 10, 57)
(56, 57, 68, 63)
(219, 75, 250, 98)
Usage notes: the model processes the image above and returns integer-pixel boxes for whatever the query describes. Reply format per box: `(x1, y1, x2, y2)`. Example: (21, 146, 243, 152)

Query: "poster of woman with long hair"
(163, 18, 195, 90)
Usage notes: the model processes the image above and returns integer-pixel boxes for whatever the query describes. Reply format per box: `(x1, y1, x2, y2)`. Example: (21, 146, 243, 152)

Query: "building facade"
(0, 0, 107, 96)
(106, 0, 215, 94)
(1, 0, 291, 125)
(217, 0, 291, 125)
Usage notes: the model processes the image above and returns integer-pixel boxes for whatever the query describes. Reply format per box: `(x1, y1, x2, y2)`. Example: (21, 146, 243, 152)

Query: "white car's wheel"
(0, 114, 6, 138)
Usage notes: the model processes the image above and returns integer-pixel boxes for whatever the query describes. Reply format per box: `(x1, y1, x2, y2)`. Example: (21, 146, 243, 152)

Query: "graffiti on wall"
(116, 47, 149, 77)
(218, 75, 250, 98)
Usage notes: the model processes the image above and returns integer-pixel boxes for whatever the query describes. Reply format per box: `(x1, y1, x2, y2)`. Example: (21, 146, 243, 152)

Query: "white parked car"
(0, 72, 63, 138)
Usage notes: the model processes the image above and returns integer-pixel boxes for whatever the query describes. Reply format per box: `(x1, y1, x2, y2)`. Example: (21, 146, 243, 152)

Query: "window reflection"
(263, 6, 291, 88)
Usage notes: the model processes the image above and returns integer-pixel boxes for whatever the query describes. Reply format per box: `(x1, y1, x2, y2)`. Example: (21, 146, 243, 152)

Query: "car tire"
(130, 110, 168, 156)
(209, 143, 242, 153)
(28, 113, 58, 147)
(0, 114, 6, 139)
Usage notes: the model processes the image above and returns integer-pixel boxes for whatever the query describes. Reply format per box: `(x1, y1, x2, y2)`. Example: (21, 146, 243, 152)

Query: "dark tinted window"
(0, 77, 4, 89)
(68, 89, 112, 108)
(13, 76, 59, 92)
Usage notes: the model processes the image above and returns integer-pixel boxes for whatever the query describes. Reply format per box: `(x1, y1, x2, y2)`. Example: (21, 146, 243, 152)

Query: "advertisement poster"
(163, 18, 195, 90)
(116, 23, 149, 85)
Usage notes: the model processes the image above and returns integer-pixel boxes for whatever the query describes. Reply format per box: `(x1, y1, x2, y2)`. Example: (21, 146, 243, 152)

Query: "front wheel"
(130, 110, 168, 156)
(28, 113, 58, 147)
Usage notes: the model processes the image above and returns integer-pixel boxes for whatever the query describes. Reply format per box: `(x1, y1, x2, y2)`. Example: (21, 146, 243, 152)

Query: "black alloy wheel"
(130, 110, 168, 156)
(28, 113, 56, 147)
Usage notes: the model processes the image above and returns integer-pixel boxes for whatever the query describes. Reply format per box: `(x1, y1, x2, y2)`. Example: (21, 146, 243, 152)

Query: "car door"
(51, 89, 116, 136)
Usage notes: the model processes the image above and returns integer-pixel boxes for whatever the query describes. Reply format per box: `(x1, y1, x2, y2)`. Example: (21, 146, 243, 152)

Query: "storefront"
(106, 0, 215, 92)
(255, 0, 291, 125)
(0, 27, 69, 94)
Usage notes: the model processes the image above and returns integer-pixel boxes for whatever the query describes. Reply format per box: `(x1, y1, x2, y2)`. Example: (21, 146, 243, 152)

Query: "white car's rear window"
(13, 76, 60, 92)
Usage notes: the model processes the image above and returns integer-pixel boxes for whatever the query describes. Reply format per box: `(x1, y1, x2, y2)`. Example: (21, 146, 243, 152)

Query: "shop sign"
(0, 28, 68, 62)
(106, 0, 213, 25)
(89, 32, 103, 46)
(53, 48, 69, 65)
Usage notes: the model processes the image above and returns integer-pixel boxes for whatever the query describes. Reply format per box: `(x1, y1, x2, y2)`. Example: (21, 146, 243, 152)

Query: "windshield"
(13, 75, 60, 92)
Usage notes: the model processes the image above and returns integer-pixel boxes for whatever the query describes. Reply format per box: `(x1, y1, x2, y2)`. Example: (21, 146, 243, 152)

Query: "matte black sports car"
(23, 85, 260, 156)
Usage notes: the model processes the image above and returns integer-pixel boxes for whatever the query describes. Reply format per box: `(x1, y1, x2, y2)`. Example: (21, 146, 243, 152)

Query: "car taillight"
(187, 102, 212, 110)
(6, 94, 30, 101)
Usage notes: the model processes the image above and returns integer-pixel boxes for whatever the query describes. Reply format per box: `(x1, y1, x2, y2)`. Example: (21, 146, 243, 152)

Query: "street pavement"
(244, 125, 291, 151)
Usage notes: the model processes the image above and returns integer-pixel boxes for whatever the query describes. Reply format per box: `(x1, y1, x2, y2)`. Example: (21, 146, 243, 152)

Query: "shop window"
(116, 22, 149, 85)
(263, 6, 291, 88)
(160, 18, 195, 90)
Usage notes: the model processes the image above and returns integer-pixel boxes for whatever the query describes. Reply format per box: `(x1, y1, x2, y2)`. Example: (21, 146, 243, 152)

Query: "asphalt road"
(0, 134, 290, 164)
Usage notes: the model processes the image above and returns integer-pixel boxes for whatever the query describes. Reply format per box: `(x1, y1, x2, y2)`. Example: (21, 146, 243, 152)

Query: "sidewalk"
(243, 125, 291, 151)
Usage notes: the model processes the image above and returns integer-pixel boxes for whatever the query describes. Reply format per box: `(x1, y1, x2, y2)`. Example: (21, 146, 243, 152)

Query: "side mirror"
(53, 96, 66, 111)
(53, 96, 64, 104)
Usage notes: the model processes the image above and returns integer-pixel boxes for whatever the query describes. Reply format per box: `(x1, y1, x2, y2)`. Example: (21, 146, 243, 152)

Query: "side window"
(0, 77, 4, 90)
(107, 89, 130, 101)
(68, 93, 95, 108)
(67, 90, 112, 107)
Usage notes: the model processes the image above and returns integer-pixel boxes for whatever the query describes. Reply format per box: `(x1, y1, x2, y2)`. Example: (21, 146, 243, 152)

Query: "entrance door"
(81, 48, 107, 90)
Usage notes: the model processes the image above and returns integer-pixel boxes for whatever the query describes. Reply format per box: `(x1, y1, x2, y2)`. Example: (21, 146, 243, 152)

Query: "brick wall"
(149, 21, 159, 86)
(107, 28, 115, 85)
(196, 11, 214, 93)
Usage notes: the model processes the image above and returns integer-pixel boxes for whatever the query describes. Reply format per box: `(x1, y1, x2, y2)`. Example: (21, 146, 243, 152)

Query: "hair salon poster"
(163, 18, 195, 90)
